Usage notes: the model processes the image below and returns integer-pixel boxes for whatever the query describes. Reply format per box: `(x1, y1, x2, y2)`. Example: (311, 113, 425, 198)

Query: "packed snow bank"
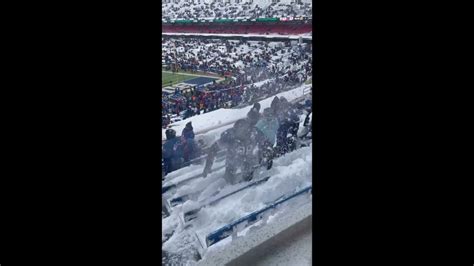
(198, 197, 312, 265)
(163, 83, 310, 141)
(162, 145, 312, 265)
(226, 215, 312, 266)
(191, 146, 312, 241)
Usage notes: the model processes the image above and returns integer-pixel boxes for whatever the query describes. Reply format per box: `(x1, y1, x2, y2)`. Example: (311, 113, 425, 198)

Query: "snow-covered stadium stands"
(162, 22, 312, 35)
(162, 0, 312, 21)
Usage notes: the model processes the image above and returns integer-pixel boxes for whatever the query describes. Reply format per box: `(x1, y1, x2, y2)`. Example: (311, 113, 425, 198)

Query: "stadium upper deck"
(162, 0, 311, 21)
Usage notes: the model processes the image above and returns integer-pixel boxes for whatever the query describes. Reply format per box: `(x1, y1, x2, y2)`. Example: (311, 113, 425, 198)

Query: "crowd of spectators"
(162, 94, 312, 176)
(161, 37, 312, 128)
(162, 84, 244, 126)
(162, 38, 311, 75)
(162, 0, 312, 21)
(162, 23, 313, 35)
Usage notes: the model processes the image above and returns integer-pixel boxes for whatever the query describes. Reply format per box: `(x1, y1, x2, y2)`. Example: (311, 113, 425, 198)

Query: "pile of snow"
(192, 146, 312, 240)
(163, 145, 312, 264)
(199, 199, 312, 265)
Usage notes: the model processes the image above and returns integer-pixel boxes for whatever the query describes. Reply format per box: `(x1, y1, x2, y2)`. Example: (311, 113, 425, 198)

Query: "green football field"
(162, 71, 196, 87)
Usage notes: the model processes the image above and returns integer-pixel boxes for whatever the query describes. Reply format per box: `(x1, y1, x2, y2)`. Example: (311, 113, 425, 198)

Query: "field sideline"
(162, 71, 197, 87)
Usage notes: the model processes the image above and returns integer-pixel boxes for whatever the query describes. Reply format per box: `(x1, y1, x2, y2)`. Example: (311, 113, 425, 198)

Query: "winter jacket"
(181, 125, 195, 140)
(246, 108, 261, 126)
(162, 137, 183, 173)
(270, 97, 280, 114)
(255, 117, 279, 146)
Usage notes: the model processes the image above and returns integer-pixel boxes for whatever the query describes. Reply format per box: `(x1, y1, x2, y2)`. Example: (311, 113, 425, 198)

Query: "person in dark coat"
(253, 102, 261, 113)
(162, 129, 183, 175)
(246, 102, 262, 127)
(275, 97, 300, 155)
(181, 122, 196, 165)
(246, 107, 261, 127)
(181, 122, 195, 140)
(286, 104, 301, 151)
(270, 96, 280, 115)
